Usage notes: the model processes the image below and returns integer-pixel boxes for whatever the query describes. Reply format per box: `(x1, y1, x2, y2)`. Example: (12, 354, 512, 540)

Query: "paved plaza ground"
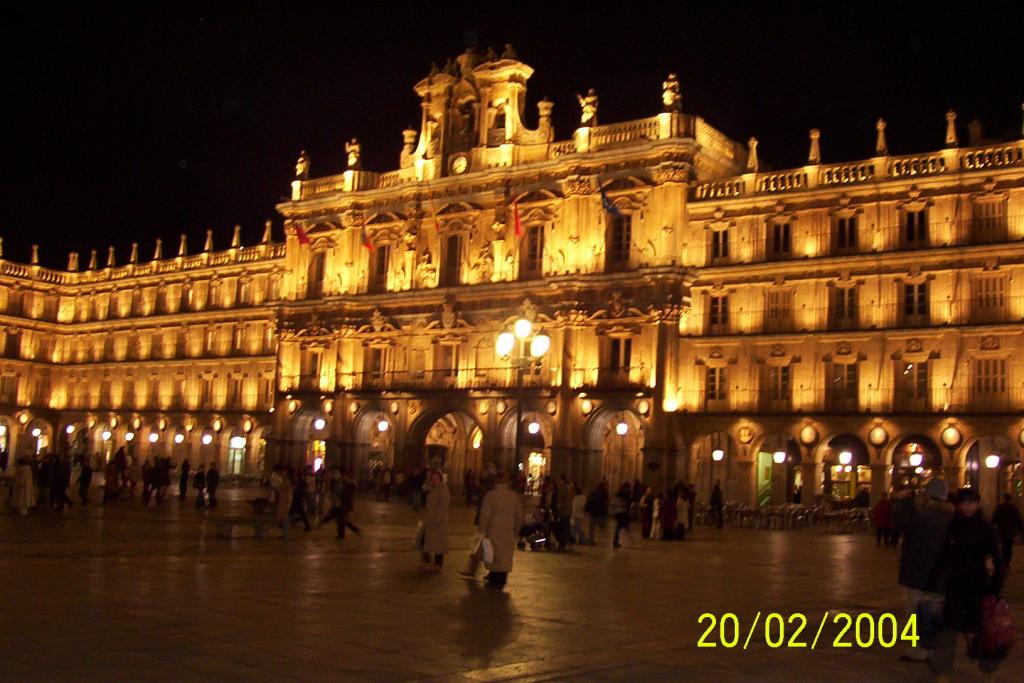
(2, 486, 1023, 682)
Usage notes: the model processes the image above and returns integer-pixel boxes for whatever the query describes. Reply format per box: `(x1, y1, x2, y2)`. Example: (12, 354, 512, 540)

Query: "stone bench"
(212, 515, 276, 539)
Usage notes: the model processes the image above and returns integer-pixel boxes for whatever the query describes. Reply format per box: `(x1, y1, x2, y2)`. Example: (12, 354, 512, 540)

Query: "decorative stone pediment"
(981, 336, 999, 350)
(425, 298, 469, 330)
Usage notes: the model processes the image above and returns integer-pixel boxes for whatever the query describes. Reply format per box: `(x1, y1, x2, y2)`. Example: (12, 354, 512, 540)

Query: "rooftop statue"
(501, 43, 518, 60)
(577, 88, 598, 127)
(662, 73, 681, 112)
(295, 150, 310, 179)
(345, 138, 362, 170)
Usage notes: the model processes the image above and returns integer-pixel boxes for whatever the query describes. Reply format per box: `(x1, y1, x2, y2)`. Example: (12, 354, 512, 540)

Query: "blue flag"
(600, 189, 622, 217)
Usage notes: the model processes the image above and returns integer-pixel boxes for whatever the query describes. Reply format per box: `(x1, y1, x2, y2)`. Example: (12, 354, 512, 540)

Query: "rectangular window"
(370, 245, 390, 293)
(307, 251, 326, 299)
(228, 377, 243, 408)
(148, 378, 160, 408)
(768, 222, 792, 260)
(410, 348, 427, 379)
(828, 362, 858, 409)
(903, 283, 928, 323)
(259, 377, 274, 407)
(765, 289, 794, 332)
(973, 358, 1007, 395)
(708, 294, 729, 334)
(123, 379, 135, 408)
(973, 275, 1008, 323)
(438, 344, 458, 378)
(973, 201, 1007, 244)
(368, 347, 386, 378)
(831, 287, 857, 330)
(710, 229, 729, 262)
(766, 365, 790, 402)
(441, 234, 461, 287)
(903, 210, 928, 247)
(835, 216, 857, 252)
(0, 375, 17, 403)
(233, 326, 245, 354)
(606, 214, 632, 269)
(520, 225, 544, 279)
(200, 377, 213, 407)
(706, 366, 726, 402)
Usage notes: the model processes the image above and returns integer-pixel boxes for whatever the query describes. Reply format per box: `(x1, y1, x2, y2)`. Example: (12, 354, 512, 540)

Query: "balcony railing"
(330, 367, 558, 392)
(674, 387, 1024, 414)
(576, 366, 650, 390)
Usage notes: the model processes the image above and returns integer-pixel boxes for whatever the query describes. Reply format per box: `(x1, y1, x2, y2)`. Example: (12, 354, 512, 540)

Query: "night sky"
(3, 2, 1022, 269)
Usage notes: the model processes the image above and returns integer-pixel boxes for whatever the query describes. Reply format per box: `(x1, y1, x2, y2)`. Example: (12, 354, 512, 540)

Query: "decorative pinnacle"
(808, 129, 821, 164)
(875, 118, 888, 156)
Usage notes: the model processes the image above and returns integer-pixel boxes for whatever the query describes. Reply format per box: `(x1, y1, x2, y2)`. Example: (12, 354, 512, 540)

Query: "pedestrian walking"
(206, 463, 220, 507)
(991, 494, 1023, 567)
(640, 487, 655, 538)
(290, 467, 312, 531)
(584, 479, 609, 544)
(473, 471, 523, 590)
(420, 470, 450, 571)
(674, 487, 688, 540)
(193, 464, 207, 508)
(77, 458, 93, 505)
(275, 466, 294, 539)
(141, 459, 154, 505)
(11, 456, 36, 515)
(571, 487, 588, 544)
(661, 490, 678, 540)
(51, 455, 74, 512)
(102, 462, 120, 504)
(892, 478, 953, 663)
(929, 487, 1006, 680)
(37, 454, 53, 511)
(710, 480, 724, 529)
(554, 474, 573, 550)
(687, 484, 697, 530)
(873, 493, 894, 547)
(611, 482, 634, 548)
(178, 458, 191, 500)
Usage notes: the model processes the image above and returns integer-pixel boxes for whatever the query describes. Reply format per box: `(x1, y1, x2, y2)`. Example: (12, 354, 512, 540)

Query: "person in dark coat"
(584, 478, 609, 544)
(289, 468, 312, 531)
(639, 487, 655, 538)
(141, 460, 154, 505)
(192, 464, 207, 508)
(206, 464, 220, 507)
(872, 493, 894, 546)
(892, 478, 953, 662)
(50, 455, 74, 512)
(321, 469, 361, 539)
(929, 487, 1006, 679)
(77, 459, 93, 504)
(991, 494, 1023, 567)
(710, 480, 724, 529)
(37, 455, 53, 510)
(661, 490, 678, 540)
(178, 459, 191, 500)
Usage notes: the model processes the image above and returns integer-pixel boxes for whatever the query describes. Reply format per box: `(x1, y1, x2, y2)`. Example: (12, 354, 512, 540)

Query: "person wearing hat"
(929, 487, 1005, 681)
(892, 478, 953, 663)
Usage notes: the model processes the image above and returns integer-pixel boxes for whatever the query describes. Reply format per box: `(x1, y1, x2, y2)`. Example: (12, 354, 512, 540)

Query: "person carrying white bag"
(460, 470, 523, 589)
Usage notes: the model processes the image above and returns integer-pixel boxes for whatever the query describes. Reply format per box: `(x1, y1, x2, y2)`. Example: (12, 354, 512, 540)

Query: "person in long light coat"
(477, 471, 524, 589)
(11, 457, 36, 515)
(421, 470, 450, 571)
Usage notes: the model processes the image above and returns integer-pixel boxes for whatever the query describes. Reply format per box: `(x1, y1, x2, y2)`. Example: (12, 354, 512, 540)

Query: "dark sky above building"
(2, 2, 1022, 268)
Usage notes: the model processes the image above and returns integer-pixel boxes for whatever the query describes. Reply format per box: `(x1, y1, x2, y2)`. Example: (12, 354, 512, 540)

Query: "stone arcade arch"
(889, 433, 943, 492)
(749, 432, 802, 506)
(405, 408, 484, 488)
(815, 433, 871, 503)
(290, 406, 332, 471)
(352, 406, 394, 481)
(963, 434, 1020, 512)
(689, 431, 741, 505)
(497, 409, 553, 482)
(583, 406, 644, 490)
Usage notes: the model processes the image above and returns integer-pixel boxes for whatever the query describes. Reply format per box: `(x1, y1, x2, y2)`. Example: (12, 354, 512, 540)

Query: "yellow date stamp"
(697, 611, 919, 650)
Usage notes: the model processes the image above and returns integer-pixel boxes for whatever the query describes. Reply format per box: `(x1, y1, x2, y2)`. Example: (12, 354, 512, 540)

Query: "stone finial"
(129, 242, 138, 264)
(88, 249, 97, 270)
(345, 139, 361, 170)
(746, 137, 759, 172)
(808, 129, 821, 164)
(945, 110, 958, 147)
(153, 238, 163, 261)
(178, 234, 187, 257)
(262, 220, 272, 244)
(232, 224, 242, 248)
(107, 246, 116, 268)
(576, 89, 598, 127)
(537, 97, 554, 124)
(67, 252, 79, 272)
(204, 229, 213, 252)
(30, 245, 39, 265)
(662, 73, 681, 112)
(875, 119, 888, 156)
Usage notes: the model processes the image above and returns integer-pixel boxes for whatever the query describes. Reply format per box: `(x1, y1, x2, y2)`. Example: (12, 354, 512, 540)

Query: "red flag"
(295, 225, 311, 245)
(512, 201, 523, 238)
(360, 215, 375, 251)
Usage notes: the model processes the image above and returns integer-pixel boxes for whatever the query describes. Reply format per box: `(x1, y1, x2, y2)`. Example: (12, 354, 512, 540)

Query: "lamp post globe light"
(495, 317, 551, 475)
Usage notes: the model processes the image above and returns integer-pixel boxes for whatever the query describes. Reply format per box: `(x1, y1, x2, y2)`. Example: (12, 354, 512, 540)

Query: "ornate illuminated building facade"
(3, 46, 1024, 510)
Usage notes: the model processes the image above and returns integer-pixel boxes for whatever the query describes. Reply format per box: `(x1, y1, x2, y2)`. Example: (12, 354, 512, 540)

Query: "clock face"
(451, 155, 469, 175)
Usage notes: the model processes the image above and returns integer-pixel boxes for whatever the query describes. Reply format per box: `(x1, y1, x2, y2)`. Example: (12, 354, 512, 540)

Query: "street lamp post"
(496, 318, 550, 476)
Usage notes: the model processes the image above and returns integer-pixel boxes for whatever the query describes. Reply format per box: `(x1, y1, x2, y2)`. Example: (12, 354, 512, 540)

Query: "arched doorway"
(819, 434, 871, 504)
(497, 410, 553, 485)
(584, 408, 644, 490)
(24, 419, 52, 457)
(406, 409, 484, 491)
(891, 434, 943, 492)
(690, 431, 739, 505)
(352, 407, 394, 482)
(753, 432, 802, 506)
(224, 430, 248, 476)
(964, 434, 1020, 511)
(291, 407, 331, 472)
